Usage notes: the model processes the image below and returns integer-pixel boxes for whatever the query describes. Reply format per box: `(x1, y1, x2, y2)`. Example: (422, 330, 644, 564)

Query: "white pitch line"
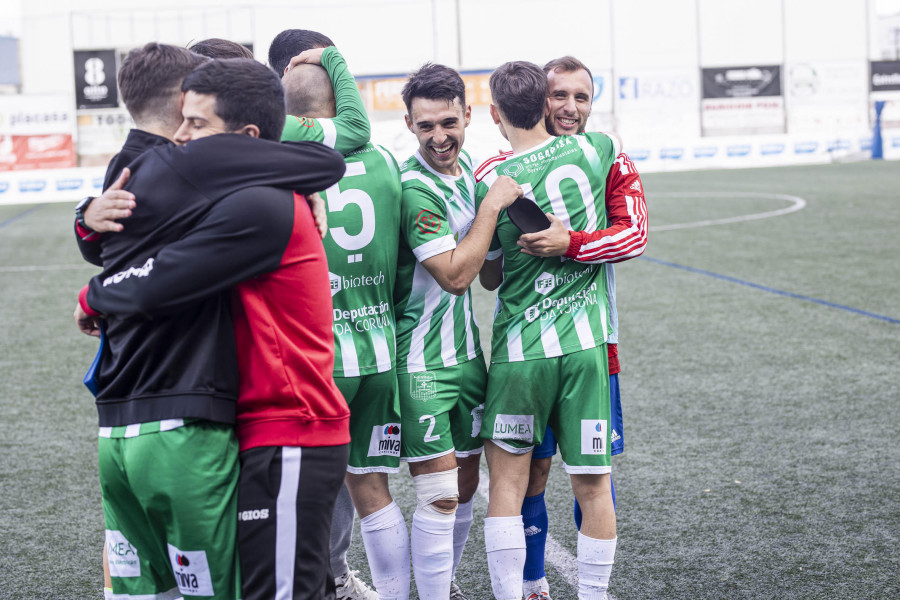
(477, 467, 619, 599)
(651, 192, 807, 231)
(0, 264, 97, 273)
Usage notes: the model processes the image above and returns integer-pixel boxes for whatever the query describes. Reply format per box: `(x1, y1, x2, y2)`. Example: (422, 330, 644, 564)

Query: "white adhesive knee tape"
(413, 468, 459, 515)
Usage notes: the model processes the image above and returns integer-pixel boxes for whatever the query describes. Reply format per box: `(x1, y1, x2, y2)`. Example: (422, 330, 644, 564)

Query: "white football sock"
(484, 515, 526, 600)
(360, 501, 411, 600)
(411, 508, 456, 600)
(576, 533, 617, 600)
(451, 498, 474, 580)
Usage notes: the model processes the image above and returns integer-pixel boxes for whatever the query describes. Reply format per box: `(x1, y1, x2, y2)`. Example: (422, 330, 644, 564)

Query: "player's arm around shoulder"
(86, 187, 293, 318)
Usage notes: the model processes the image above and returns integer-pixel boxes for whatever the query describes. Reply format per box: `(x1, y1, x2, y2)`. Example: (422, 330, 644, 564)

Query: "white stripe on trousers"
(275, 447, 302, 600)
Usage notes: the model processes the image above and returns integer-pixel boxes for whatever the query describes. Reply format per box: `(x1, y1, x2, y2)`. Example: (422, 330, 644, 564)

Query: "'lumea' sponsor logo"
(493, 414, 534, 442)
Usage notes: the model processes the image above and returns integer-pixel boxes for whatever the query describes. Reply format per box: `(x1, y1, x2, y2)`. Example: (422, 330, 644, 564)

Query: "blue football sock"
(522, 491, 548, 581)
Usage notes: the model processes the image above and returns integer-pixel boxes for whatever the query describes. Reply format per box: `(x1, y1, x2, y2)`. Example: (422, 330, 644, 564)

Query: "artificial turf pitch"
(1, 160, 898, 599)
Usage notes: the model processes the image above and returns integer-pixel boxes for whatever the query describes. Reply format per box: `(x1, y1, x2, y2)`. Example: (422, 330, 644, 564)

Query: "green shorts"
(99, 421, 240, 599)
(482, 345, 611, 474)
(398, 357, 486, 462)
(335, 369, 402, 473)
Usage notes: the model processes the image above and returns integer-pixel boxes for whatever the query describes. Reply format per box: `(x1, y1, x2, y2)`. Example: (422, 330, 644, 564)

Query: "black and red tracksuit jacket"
(78, 132, 350, 448)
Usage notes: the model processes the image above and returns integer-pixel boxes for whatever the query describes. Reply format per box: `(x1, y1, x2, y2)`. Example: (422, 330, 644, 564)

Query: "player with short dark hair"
(394, 62, 521, 600)
(179, 58, 287, 142)
(189, 37, 254, 60)
(281, 41, 413, 599)
(268, 28, 335, 76)
(476, 61, 622, 600)
(474, 55, 647, 600)
(75, 54, 348, 600)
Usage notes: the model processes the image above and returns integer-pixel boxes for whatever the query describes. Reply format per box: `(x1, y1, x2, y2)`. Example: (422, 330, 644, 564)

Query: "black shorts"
(238, 444, 349, 600)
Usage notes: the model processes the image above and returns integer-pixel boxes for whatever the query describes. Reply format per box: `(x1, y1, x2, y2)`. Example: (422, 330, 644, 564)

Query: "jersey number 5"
(326, 162, 376, 251)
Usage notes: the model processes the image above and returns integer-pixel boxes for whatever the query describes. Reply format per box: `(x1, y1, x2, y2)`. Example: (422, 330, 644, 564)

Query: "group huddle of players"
(73, 27, 647, 600)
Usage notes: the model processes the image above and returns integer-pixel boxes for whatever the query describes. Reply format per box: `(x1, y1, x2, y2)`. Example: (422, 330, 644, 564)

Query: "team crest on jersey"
(524, 305, 541, 323)
(503, 163, 524, 177)
(106, 530, 140, 577)
(581, 419, 608, 455)
(368, 423, 402, 457)
(167, 544, 214, 596)
(534, 272, 556, 295)
(329, 272, 342, 296)
(416, 210, 442, 234)
(410, 371, 437, 401)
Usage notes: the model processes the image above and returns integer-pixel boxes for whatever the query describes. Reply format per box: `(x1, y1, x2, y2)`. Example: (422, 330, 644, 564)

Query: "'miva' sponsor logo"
(892, 137, 900, 148)
(92, 177, 105, 189)
(103, 257, 154, 287)
(629, 149, 651, 161)
(238, 508, 270, 521)
(726, 144, 751, 157)
(0, 182, 9, 194)
(168, 545, 214, 596)
(760, 143, 785, 156)
(659, 147, 684, 160)
(19, 180, 46, 193)
(859, 138, 873, 151)
(56, 178, 83, 191)
(329, 270, 386, 296)
(693, 146, 718, 159)
(581, 419, 607, 455)
(794, 141, 818, 154)
(368, 423, 401, 457)
(493, 414, 534, 442)
(470, 403, 484, 437)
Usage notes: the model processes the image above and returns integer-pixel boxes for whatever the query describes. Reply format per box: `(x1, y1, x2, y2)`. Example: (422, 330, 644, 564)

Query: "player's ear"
(235, 124, 260, 138)
(464, 104, 472, 128)
(489, 104, 501, 125)
(544, 97, 551, 118)
(404, 113, 414, 132)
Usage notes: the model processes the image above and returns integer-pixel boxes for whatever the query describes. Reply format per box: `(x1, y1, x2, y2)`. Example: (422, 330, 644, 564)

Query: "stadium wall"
(3, 0, 899, 205)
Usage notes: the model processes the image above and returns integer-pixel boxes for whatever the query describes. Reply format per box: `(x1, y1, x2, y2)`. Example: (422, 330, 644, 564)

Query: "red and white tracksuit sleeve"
(565, 153, 647, 264)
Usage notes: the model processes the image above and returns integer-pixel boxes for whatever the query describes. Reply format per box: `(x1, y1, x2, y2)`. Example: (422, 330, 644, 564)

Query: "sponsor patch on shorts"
(493, 414, 534, 442)
(167, 544, 214, 597)
(106, 530, 140, 578)
(581, 419, 608, 455)
(470, 403, 484, 438)
(409, 371, 437, 401)
(368, 423, 402, 457)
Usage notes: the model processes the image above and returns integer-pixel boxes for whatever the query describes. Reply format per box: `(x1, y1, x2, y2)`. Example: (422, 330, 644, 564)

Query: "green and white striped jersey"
(323, 143, 402, 377)
(475, 133, 620, 363)
(279, 46, 369, 154)
(394, 149, 483, 374)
